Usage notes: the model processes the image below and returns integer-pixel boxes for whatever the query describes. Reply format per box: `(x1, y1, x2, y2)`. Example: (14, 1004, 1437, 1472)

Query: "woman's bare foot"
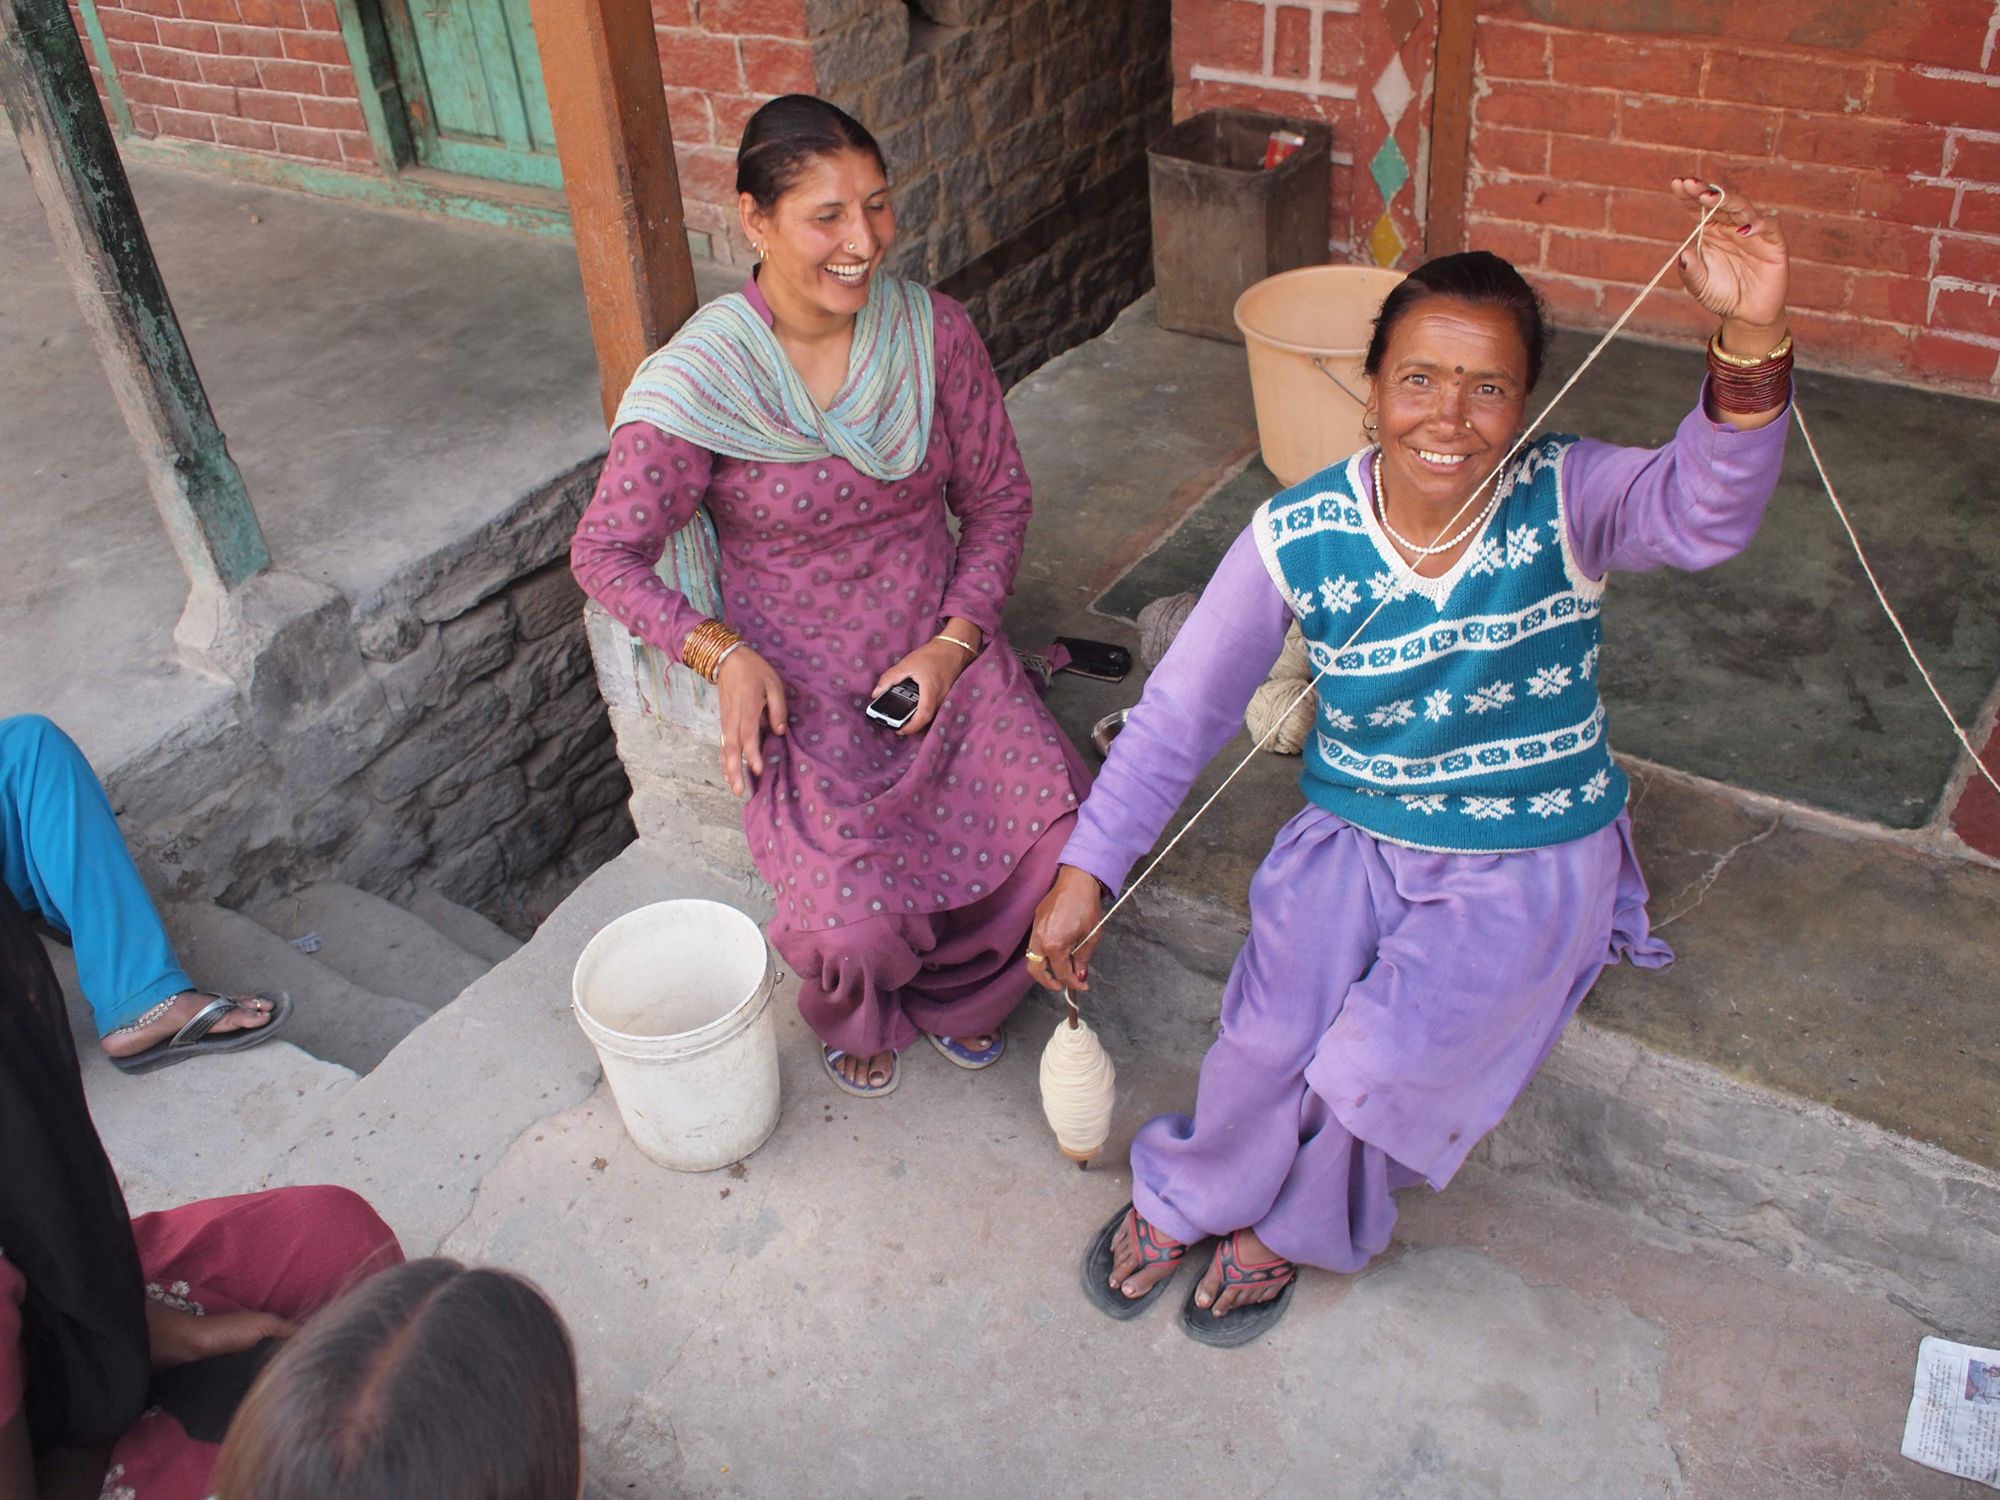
(1192, 1227, 1296, 1317)
(1106, 1207, 1185, 1301)
(832, 1049, 895, 1090)
(101, 991, 275, 1059)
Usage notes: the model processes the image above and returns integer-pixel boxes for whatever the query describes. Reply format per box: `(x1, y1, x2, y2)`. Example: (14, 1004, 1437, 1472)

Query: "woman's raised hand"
(716, 647, 788, 799)
(1027, 864, 1106, 992)
(1670, 179, 1790, 342)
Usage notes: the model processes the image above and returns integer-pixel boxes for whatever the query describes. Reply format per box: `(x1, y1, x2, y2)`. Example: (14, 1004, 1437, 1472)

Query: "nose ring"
(846, 241, 858, 252)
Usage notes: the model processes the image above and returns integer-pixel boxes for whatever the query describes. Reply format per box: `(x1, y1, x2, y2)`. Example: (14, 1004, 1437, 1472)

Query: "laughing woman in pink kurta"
(571, 96, 1089, 1097)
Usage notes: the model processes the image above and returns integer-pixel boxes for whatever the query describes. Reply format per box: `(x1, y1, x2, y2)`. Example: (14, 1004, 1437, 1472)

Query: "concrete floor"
(1, 119, 733, 775)
(113, 842, 1980, 1500)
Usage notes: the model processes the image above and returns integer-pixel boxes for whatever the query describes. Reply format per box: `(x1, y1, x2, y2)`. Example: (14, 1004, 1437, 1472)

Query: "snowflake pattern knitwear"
(1253, 436, 1625, 852)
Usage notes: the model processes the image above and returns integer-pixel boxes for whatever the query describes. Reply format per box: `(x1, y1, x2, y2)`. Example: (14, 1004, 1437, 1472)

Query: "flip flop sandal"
(108, 992, 293, 1076)
(822, 1044, 899, 1098)
(1081, 1201, 1198, 1320)
(925, 1031, 1006, 1069)
(1180, 1230, 1298, 1348)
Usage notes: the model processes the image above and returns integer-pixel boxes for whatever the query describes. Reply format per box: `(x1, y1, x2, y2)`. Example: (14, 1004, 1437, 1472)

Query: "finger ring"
(1024, 950, 1046, 963)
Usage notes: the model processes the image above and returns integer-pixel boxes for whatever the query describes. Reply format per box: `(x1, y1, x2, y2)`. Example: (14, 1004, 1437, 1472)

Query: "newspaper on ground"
(1903, 1336, 2000, 1488)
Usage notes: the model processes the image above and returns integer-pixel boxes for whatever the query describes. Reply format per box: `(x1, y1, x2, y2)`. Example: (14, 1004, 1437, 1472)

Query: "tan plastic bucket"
(1234, 265, 1407, 488)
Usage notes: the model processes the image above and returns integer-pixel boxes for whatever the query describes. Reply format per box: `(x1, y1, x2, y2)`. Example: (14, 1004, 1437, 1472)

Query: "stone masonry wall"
(108, 466, 631, 938)
(810, 0, 1174, 385)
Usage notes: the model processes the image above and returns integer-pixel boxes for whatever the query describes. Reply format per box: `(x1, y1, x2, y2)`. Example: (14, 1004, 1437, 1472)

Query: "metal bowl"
(1090, 708, 1129, 757)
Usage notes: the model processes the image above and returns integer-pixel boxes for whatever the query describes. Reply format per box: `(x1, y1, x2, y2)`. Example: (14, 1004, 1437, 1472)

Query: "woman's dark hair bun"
(736, 94, 886, 211)
(1364, 249, 1549, 389)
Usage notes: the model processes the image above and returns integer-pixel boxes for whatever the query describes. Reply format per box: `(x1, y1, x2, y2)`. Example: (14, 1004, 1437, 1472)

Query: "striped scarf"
(613, 272, 937, 623)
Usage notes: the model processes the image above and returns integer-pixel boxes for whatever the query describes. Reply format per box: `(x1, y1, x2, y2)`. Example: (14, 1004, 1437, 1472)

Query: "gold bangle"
(1708, 329, 1793, 367)
(934, 632, 979, 654)
(681, 619, 742, 683)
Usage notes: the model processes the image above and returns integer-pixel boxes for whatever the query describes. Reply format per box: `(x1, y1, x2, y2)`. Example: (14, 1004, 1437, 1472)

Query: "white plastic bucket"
(571, 899, 780, 1173)
(1234, 265, 1408, 488)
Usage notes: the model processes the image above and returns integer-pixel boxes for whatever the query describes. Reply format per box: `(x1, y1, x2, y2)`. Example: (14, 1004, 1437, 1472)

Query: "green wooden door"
(382, 0, 561, 190)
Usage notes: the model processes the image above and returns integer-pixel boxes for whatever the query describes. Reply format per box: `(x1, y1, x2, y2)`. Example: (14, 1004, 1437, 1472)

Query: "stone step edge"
(244, 881, 492, 1013)
(1488, 1016, 1998, 1340)
(402, 880, 524, 965)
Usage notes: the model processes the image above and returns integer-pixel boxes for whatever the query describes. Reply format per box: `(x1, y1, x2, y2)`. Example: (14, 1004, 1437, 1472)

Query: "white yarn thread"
(1791, 404, 2000, 799)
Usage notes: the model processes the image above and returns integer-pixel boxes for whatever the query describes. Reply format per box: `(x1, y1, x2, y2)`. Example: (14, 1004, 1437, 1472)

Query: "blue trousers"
(0, 715, 193, 1034)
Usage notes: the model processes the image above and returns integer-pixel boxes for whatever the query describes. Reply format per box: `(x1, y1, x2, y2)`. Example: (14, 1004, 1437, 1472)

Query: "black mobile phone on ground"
(866, 678, 923, 729)
(1055, 636, 1133, 682)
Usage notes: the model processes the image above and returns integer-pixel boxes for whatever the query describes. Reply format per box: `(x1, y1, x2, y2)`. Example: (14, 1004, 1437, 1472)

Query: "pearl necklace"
(1371, 446, 1504, 559)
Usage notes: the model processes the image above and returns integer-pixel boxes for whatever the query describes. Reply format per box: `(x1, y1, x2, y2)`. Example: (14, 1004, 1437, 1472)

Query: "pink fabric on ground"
(786, 810, 1075, 1055)
(97, 1187, 402, 1500)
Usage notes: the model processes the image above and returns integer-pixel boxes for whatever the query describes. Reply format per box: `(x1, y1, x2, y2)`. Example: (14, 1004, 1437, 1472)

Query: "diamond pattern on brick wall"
(1188, 0, 1363, 102)
(1371, 47, 1413, 129)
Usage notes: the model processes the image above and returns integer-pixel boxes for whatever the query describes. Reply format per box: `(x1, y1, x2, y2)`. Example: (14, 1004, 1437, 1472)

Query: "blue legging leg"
(0, 715, 193, 1035)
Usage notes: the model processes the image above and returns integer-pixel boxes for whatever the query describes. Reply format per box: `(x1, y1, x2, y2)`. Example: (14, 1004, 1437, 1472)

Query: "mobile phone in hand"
(1054, 636, 1133, 683)
(866, 678, 922, 729)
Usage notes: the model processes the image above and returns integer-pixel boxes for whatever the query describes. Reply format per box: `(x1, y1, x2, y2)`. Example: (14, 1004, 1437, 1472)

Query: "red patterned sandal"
(1180, 1230, 1297, 1348)
(1080, 1202, 1196, 1320)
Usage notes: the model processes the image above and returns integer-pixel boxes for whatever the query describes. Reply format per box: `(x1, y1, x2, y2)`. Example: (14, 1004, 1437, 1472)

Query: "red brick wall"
(651, 0, 817, 255)
(1466, 1, 2000, 395)
(1171, 0, 2000, 395)
(74, 0, 372, 169)
(1168, 0, 1424, 260)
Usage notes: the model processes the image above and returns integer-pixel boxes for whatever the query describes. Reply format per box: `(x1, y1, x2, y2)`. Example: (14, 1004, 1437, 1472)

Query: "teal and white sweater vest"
(1252, 437, 1628, 853)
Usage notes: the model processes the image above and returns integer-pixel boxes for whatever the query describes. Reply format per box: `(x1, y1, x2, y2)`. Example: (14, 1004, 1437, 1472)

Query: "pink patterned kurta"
(571, 279, 1089, 1054)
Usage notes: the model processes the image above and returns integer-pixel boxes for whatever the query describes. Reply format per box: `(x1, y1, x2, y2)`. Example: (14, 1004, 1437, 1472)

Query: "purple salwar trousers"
(1131, 804, 1667, 1273)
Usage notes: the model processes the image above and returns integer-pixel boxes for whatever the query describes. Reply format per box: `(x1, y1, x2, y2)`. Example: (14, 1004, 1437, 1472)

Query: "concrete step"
(161, 899, 433, 1074)
(248, 881, 492, 1013)
(42, 938, 357, 1216)
(403, 879, 524, 966)
(249, 847, 1972, 1499)
(266, 842, 769, 1256)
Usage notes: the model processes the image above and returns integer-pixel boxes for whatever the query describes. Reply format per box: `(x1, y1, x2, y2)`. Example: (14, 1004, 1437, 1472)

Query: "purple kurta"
(1061, 396, 1789, 1270)
(572, 280, 1089, 1055)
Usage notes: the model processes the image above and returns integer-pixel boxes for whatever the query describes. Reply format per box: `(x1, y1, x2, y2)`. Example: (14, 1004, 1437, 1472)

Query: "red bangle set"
(1707, 329, 1794, 415)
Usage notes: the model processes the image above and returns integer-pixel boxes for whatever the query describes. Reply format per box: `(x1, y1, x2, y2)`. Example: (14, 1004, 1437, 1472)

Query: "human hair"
(1363, 250, 1548, 389)
(736, 93, 887, 212)
(212, 1259, 581, 1500)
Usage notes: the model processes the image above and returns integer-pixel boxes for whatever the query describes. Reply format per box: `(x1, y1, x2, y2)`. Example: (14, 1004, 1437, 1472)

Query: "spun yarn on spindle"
(1039, 1009, 1117, 1164)
(1243, 622, 1317, 755)
(1136, 591, 1199, 670)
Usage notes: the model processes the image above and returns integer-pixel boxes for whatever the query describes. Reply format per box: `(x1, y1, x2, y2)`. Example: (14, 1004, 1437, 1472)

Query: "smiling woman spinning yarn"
(1028, 179, 1794, 1346)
